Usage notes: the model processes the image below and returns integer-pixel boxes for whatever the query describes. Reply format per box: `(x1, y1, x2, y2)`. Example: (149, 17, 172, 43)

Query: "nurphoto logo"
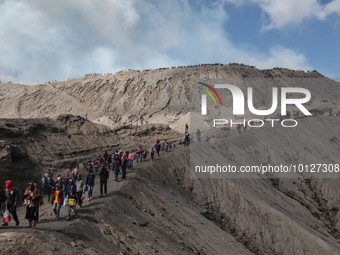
(197, 82, 312, 128)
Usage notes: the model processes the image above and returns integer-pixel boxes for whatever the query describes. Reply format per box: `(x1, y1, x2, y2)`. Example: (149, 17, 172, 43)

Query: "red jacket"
(51, 190, 64, 205)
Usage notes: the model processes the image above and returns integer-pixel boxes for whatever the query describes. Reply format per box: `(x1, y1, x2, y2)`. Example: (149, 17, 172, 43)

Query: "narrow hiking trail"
(0, 145, 184, 237)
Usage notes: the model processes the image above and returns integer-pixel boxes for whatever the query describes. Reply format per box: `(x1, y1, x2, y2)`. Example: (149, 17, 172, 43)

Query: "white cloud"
(220, 0, 340, 29)
(0, 0, 313, 84)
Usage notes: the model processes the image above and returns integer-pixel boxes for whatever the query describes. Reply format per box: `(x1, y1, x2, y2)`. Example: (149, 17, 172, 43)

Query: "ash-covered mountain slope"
(1, 64, 339, 132)
(1, 65, 340, 255)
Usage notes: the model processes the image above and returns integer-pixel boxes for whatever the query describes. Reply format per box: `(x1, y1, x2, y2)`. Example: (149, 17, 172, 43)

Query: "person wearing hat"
(65, 179, 77, 198)
(67, 187, 78, 220)
(2, 180, 20, 226)
(75, 174, 84, 207)
(54, 174, 62, 190)
(142, 149, 148, 162)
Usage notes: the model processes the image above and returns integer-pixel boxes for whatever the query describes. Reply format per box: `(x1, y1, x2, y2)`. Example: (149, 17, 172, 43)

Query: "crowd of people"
(1, 127, 191, 227)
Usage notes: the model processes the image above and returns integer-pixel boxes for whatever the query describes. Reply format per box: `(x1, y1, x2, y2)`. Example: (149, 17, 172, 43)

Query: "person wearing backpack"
(2, 180, 19, 226)
(65, 179, 77, 198)
(66, 187, 78, 220)
(86, 170, 95, 201)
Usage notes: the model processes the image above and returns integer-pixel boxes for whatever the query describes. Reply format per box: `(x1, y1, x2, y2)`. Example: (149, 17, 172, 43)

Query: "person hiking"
(75, 175, 84, 207)
(151, 148, 155, 161)
(23, 183, 38, 227)
(196, 129, 201, 142)
(142, 149, 148, 162)
(164, 140, 168, 153)
(66, 187, 78, 220)
(128, 150, 134, 169)
(156, 142, 160, 156)
(86, 170, 95, 201)
(42, 173, 52, 202)
(33, 183, 42, 223)
(136, 146, 143, 162)
(112, 157, 120, 182)
(61, 173, 70, 193)
(184, 133, 190, 147)
(121, 153, 128, 180)
(72, 166, 79, 181)
(99, 165, 109, 196)
(54, 174, 62, 190)
(51, 184, 63, 219)
(185, 123, 188, 133)
(2, 180, 19, 226)
(140, 116, 144, 125)
(65, 179, 77, 198)
(104, 151, 109, 161)
(93, 160, 99, 174)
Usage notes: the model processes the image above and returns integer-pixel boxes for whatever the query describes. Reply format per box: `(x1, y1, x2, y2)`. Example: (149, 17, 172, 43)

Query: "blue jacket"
(65, 183, 77, 197)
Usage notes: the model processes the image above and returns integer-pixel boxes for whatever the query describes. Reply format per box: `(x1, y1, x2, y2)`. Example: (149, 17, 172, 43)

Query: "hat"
(77, 174, 81, 178)
(45, 173, 49, 177)
(69, 179, 73, 183)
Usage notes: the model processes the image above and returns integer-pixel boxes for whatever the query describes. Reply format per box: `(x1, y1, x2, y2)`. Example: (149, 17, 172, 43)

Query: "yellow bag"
(68, 198, 76, 206)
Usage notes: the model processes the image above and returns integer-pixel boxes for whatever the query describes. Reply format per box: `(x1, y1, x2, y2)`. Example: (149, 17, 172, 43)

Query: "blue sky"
(0, 0, 339, 84)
